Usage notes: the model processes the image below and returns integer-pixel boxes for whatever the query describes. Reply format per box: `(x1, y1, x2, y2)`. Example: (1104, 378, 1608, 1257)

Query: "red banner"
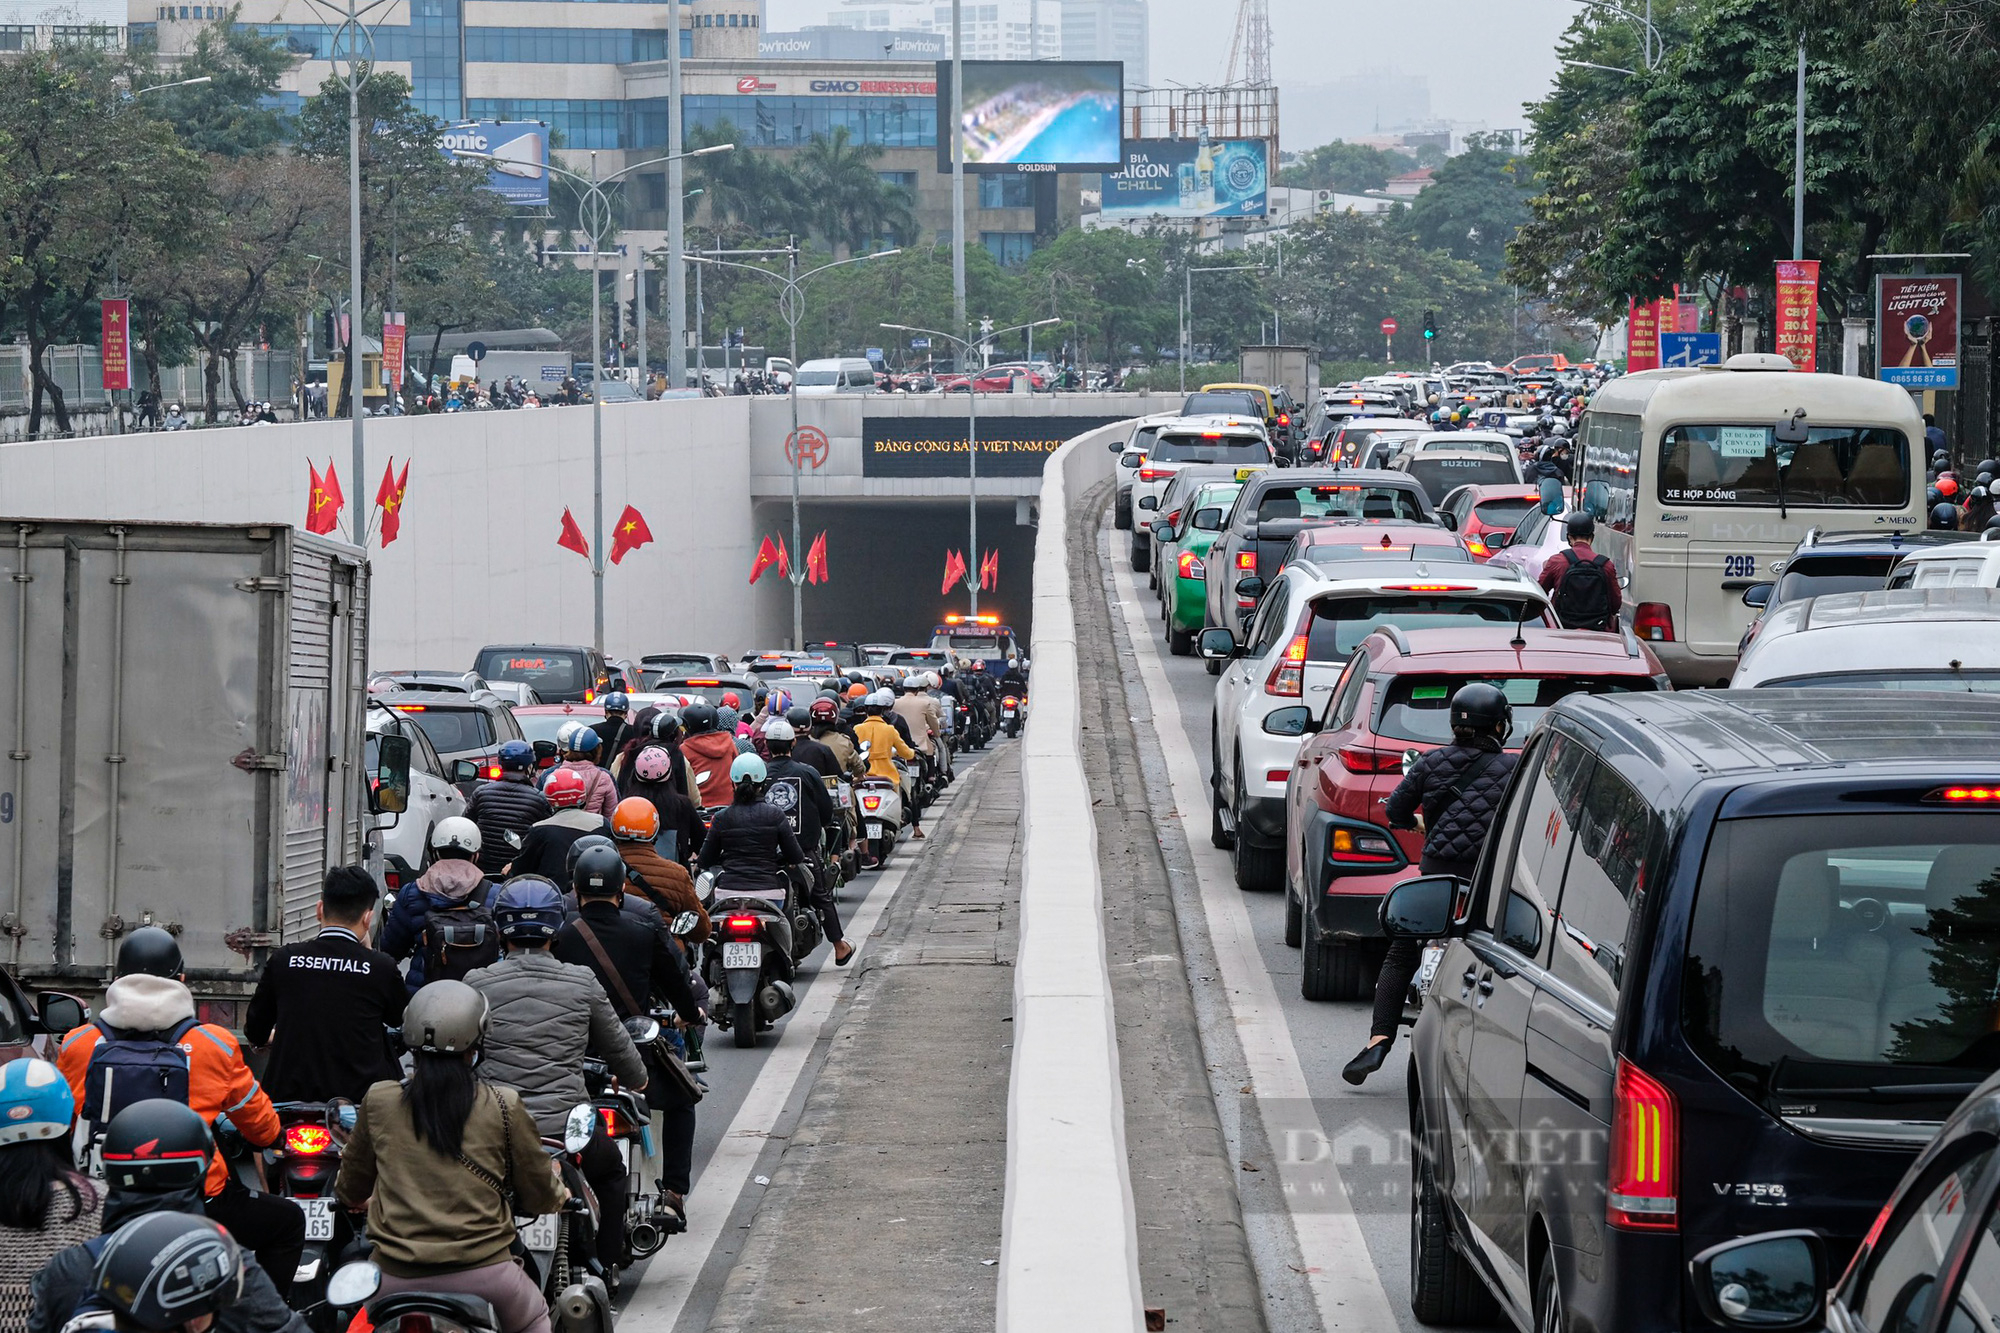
(100, 299, 130, 392)
(1774, 260, 1821, 372)
(381, 312, 406, 390)
(1627, 298, 1661, 372)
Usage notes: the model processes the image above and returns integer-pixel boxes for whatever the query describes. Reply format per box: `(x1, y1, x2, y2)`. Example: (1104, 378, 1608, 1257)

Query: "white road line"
(618, 848, 922, 1330)
(1107, 554, 1401, 1329)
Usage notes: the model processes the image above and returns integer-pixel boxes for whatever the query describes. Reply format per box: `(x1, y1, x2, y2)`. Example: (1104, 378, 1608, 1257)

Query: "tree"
(1277, 140, 1414, 195)
(135, 9, 293, 156)
(793, 126, 909, 256)
(687, 122, 802, 238)
(1404, 138, 1536, 277)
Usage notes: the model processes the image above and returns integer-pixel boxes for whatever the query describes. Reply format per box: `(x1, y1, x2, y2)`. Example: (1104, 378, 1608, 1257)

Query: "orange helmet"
(846, 682, 868, 699)
(545, 768, 589, 809)
(611, 796, 661, 842)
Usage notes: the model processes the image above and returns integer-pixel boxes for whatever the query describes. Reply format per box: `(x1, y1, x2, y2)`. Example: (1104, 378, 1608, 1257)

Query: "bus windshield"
(1658, 425, 1911, 508)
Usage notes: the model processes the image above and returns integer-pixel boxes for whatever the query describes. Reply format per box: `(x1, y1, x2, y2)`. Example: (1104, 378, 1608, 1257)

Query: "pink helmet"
(635, 746, 672, 783)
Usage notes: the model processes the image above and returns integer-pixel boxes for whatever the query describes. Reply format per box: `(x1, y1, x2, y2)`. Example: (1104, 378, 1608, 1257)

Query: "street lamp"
(881, 319, 1060, 616)
(1179, 262, 1267, 393)
(460, 143, 732, 656)
(1558, 0, 1664, 69)
(688, 245, 901, 648)
(126, 75, 212, 98)
(1559, 58, 1637, 76)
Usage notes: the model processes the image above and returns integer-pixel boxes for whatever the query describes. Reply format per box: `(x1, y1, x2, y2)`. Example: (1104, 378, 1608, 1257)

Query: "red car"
(1435, 483, 1543, 561)
(1279, 625, 1668, 1001)
(1279, 521, 1477, 571)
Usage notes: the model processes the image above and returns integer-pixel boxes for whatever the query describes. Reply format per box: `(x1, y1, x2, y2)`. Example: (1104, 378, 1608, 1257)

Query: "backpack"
(80, 1017, 199, 1139)
(421, 884, 502, 984)
(1552, 549, 1615, 630)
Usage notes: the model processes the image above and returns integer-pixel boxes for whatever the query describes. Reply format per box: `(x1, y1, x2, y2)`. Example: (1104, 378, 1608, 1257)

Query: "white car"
(793, 357, 877, 396)
(1885, 535, 2000, 589)
(1200, 559, 1552, 891)
(1407, 431, 1517, 459)
(1129, 417, 1273, 577)
(1398, 446, 1526, 506)
(1729, 586, 2000, 689)
(368, 705, 467, 893)
(1111, 412, 1182, 531)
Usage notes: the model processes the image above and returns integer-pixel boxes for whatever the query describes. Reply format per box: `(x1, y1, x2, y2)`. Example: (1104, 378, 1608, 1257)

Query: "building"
(1060, 0, 1143, 85)
(825, 0, 1061, 61)
(6, 0, 123, 49)
(760, 25, 944, 60)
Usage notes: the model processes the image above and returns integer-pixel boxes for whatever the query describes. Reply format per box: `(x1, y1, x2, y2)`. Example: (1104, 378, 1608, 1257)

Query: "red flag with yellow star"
(306, 460, 343, 535)
(609, 505, 653, 565)
(374, 458, 410, 546)
(557, 507, 590, 558)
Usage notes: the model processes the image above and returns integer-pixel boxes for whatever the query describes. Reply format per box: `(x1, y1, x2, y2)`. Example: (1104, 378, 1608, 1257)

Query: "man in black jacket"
(1343, 683, 1520, 1086)
(464, 740, 552, 875)
(554, 848, 705, 1242)
(244, 865, 406, 1103)
(762, 723, 851, 965)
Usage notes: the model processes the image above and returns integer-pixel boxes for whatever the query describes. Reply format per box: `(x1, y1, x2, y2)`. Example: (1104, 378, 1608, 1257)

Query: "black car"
(1381, 689, 2000, 1331)
(1738, 528, 1979, 653)
(473, 642, 610, 705)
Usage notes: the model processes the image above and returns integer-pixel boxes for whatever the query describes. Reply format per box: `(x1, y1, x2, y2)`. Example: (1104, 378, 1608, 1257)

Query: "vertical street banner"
(381, 312, 407, 390)
(1774, 260, 1821, 371)
(100, 299, 130, 392)
(1877, 274, 1961, 389)
(1627, 298, 1660, 372)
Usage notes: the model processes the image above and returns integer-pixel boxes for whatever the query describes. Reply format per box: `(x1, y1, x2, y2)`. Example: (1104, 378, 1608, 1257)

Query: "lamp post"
(635, 189, 701, 385)
(1179, 262, 1266, 393)
(460, 143, 732, 655)
(881, 319, 1060, 615)
(688, 246, 902, 648)
(1560, 0, 1664, 69)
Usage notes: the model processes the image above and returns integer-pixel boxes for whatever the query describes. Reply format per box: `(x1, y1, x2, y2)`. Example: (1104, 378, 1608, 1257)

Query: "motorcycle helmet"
(545, 767, 589, 809)
(869, 689, 895, 709)
(765, 720, 796, 746)
(766, 690, 791, 716)
(563, 836, 615, 881)
(601, 692, 630, 715)
(650, 709, 683, 742)
(1449, 682, 1513, 740)
(716, 706, 740, 733)
(731, 752, 768, 784)
(431, 816, 482, 857)
(846, 682, 869, 700)
(682, 701, 718, 735)
(92, 1214, 244, 1333)
(785, 705, 811, 729)
(720, 691, 741, 710)
(612, 797, 661, 842)
(497, 739, 535, 773)
(555, 720, 590, 751)
(401, 977, 489, 1053)
(635, 746, 673, 782)
(1933, 502, 1962, 528)
(100, 1099, 213, 1192)
(495, 878, 567, 942)
(1939, 476, 1961, 498)
(1988, 513, 2000, 531)
(116, 926, 184, 980)
(1929, 486, 1944, 506)
(810, 697, 839, 723)
(0, 1058, 73, 1146)
(570, 843, 629, 900)
(567, 727, 601, 756)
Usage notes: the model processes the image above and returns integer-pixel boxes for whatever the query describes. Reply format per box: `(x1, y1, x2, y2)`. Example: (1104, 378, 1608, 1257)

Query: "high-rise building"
(1060, 0, 1142, 84)
(827, 0, 1059, 62)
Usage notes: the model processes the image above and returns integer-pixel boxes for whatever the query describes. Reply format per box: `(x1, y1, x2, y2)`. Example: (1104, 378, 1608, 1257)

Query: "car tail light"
(1465, 536, 1490, 558)
(1237, 551, 1255, 570)
(1266, 769, 1292, 784)
(1139, 467, 1171, 482)
(284, 1124, 333, 1156)
(1634, 603, 1675, 642)
(1382, 584, 1475, 592)
(1329, 827, 1399, 864)
(1930, 786, 2000, 803)
(861, 794, 882, 811)
(485, 765, 502, 780)
(1177, 551, 1206, 579)
(1265, 634, 1308, 697)
(1607, 1058, 1678, 1231)
(1336, 746, 1403, 774)
(583, 691, 596, 703)
(725, 915, 760, 938)
(1277, 412, 1291, 426)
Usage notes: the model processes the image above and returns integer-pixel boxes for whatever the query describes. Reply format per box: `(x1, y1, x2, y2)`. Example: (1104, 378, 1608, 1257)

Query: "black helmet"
(1932, 502, 1961, 528)
(116, 927, 183, 980)
(564, 835, 616, 881)
(650, 710, 683, 742)
(92, 1213, 244, 1333)
(1980, 459, 1999, 476)
(1929, 486, 1944, 506)
(1563, 512, 1596, 541)
(1449, 682, 1513, 739)
(1987, 514, 2000, 531)
(101, 1100, 213, 1193)
(682, 701, 718, 735)
(571, 843, 627, 899)
(785, 705, 811, 729)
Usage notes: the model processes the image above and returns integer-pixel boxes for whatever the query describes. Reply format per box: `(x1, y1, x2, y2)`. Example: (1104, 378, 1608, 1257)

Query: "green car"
(1156, 480, 1244, 656)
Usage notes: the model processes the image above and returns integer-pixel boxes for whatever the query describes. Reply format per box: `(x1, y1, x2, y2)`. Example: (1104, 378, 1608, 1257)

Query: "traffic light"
(624, 297, 638, 332)
(1423, 310, 1437, 342)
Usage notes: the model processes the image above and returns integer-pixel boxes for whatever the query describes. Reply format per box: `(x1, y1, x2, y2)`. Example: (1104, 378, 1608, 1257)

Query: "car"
(591, 379, 641, 403)
(1146, 463, 1271, 624)
(369, 669, 492, 696)
(1729, 586, 2000, 689)
(1278, 522, 1475, 571)
(1884, 530, 2000, 589)
(1312, 416, 1427, 468)
(1382, 688, 2000, 1333)
(1152, 478, 1251, 656)
(1193, 382, 1289, 458)
(1395, 447, 1527, 506)
(1437, 484, 1544, 561)
(510, 701, 607, 754)
(1198, 558, 1553, 892)
(643, 672, 760, 706)
(1107, 413, 1181, 531)
(1737, 528, 1978, 651)
(857, 643, 904, 666)
(1202, 470, 1440, 640)
(1129, 419, 1274, 576)
(473, 642, 610, 705)
(1502, 351, 1570, 376)
(1282, 624, 1665, 999)
(479, 681, 542, 707)
(794, 357, 878, 396)
(1399, 430, 1519, 460)
(366, 704, 466, 891)
(1482, 496, 1570, 584)
(638, 652, 733, 687)
(1180, 387, 1266, 422)
(376, 690, 527, 796)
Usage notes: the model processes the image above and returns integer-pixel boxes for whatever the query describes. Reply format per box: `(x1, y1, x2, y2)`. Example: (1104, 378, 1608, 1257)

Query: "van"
(1885, 531, 2000, 588)
(1386, 689, 2000, 1330)
(793, 358, 878, 396)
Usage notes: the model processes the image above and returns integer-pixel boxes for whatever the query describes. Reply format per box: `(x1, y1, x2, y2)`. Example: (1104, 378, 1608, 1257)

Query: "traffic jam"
(1114, 355, 2000, 1332)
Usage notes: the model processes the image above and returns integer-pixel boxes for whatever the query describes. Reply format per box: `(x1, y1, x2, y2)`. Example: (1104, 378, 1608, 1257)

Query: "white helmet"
(555, 719, 589, 751)
(765, 719, 796, 743)
(902, 675, 924, 691)
(869, 689, 895, 708)
(431, 815, 482, 856)
(923, 672, 940, 689)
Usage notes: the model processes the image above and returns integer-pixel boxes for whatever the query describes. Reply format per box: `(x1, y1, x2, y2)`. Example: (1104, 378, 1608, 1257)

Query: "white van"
(793, 358, 878, 396)
(1885, 535, 2000, 589)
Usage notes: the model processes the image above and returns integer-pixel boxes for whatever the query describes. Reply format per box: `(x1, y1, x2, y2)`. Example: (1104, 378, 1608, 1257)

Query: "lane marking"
(1107, 551, 1401, 1329)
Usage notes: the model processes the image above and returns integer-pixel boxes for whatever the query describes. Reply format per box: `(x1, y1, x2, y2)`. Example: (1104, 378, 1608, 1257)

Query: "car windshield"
(1774, 554, 1900, 603)
(1374, 674, 1656, 744)
(1305, 595, 1538, 661)
(476, 650, 589, 696)
(640, 658, 711, 688)
(815, 646, 860, 668)
(1152, 433, 1265, 463)
(1255, 485, 1427, 523)
(1421, 438, 1509, 457)
(514, 712, 603, 744)
(795, 369, 841, 386)
(1474, 498, 1538, 528)
(935, 634, 1000, 653)
(394, 706, 495, 754)
(1659, 425, 1912, 507)
(1183, 392, 1260, 416)
(1406, 457, 1519, 502)
(1684, 816, 2000, 1118)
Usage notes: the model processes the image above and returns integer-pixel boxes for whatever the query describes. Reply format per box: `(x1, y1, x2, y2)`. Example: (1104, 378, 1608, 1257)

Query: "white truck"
(449, 350, 574, 390)
(0, 519, 386, 1025)
(1239, 345, 1319, 404)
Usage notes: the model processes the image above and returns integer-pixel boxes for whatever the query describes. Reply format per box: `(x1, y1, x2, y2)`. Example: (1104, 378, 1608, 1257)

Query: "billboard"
(1877, 274, 1961, 389)
(1102, 139, 1268, 219)
(863, 415, 1129, 478)
(1773, 260, 1820, 372)
(936, 60, 1123, 173)
(439, 122, 550, 208)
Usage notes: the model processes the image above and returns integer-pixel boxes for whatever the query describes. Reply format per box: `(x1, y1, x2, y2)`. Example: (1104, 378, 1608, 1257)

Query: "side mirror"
(1138, 495, 1158, 511)
(563, 1103, 596, 1154)
(1742, 582, 1773, 608)
(623, 1015, 663, 1044)
(36, 991, 86, 1035)
(1583, 479, 1611, 520)
(1235, 575, 1266, 601)
(1437, 511, 1458, 532)
(371, 734, 412, 815)
(1487, 529, 1512, 549)
(1379, 874, 1464, 939)
(1151, 521, 1176, 542)
(669, 909, 701, 937)
(1198, 628, 1239, 660)
(1261, 705, 1316, 737)
(1688, 1231, 1825, 1329)
(451, 758, 480, 785)
(324, 1262, 382, 1310)
(531, 738, 558, 763)
(1193, 507, 1223, 531)
(1107, 438, 1123, 453)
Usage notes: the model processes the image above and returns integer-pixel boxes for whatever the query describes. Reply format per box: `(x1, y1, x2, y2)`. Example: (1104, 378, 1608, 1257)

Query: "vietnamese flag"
(941, 549, 966, 597)
(981, 549, 999, 591)
(806, 532, 828, 585)
(777, 535, 792, 580)
(557, 507, 590, 558)
(749, 535, 780, 584)
(374, 458, 410, 546)
(609, 505, 653, 565)
(306, 460, 343, 535)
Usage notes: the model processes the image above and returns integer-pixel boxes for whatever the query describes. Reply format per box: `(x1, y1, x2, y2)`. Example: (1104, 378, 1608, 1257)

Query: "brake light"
(862, 795, 882, 811)
(1277, 412, 1291, 426)
(1266, 769, 1291, 784)
(486, 765, 502, 779)
(1237, 551, 1255, 570)
(284, 1124, 333, 1156)
(1931, 787, 2000, 802)
(598, 1106, 629, 1137)
(1177, 551, 1206, 579)
(1265, 634, 1308, 697)
(1466, 537, 1490, 558)
(1139, 467, 1171, 482)
(1329, 827, 1399, 863)
(1336, 746, 1403, 774)
(725, 915, 760, 938)
(1607, 1058, 1678, 1231)
(1633, 602, 1675, 643)
(1382, 584, 1476, 592)
(395, 704, 427, 712)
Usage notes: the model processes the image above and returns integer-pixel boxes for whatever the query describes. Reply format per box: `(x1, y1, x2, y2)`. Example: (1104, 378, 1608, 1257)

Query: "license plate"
(1415, 944, 1445, 994)
(518, 1214, 558, 1251)
(1004, 709, 1016, 718)
(866, 821, 883, 837)
(722, 941, 762, 969)
(301, 1197, 335, 1242)
(837, 783, 852, 805)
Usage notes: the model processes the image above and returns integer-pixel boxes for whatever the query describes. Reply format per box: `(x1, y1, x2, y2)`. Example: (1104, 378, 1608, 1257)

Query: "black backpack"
(1552, 549, 1615, 630)
(421, 884, 502, 984)
(80, 1017, 199, 1141)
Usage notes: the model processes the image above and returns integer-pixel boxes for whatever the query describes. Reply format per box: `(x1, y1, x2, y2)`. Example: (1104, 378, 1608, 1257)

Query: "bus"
(929, 614, 1020, 673)
(1573, 355, 1926, 686)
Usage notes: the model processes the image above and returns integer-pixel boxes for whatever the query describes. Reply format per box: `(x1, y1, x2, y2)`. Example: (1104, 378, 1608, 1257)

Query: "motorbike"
(266, 1100, 359, 1319)
(697, 868, 813, 1047)
(515, 1103, 616, 1333)
(585, 1025, 678, 1262)
(1000, 692, 1025, 738)
(856, 773, 903, 868)
(825, 773, 861, 886)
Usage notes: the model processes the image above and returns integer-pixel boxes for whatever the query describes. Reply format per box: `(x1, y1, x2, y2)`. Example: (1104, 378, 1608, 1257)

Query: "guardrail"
(999, 420, 1144, 1331)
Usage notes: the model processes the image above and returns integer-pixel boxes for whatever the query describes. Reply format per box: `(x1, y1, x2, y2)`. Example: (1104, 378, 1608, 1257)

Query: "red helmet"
(545, 768, 589, 809)
(1939, 475, 1961, 498)
(720, 691, 741, 709)
(809, 697, 838, 721)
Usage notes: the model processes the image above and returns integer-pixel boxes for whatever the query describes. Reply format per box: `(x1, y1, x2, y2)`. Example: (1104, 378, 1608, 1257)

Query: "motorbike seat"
(369, 1293, 500, 1329)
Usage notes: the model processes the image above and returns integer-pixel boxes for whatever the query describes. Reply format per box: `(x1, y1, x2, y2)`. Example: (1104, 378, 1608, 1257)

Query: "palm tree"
(793, 126, 893, 257)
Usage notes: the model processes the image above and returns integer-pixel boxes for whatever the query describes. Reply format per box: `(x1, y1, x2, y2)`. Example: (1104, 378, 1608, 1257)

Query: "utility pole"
(1793, 37, 1806, 261)
(666, 0, 687, 392)
(951, 0, 966, 372)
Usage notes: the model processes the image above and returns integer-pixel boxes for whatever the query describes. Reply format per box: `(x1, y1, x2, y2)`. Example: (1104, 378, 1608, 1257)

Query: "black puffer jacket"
(698, 797, 804, 895)
(1384, 737, 1520, 867)
(464, 774, 553, 875)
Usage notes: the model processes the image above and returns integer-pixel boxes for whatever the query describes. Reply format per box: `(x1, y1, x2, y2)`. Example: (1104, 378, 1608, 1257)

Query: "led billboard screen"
(935, 60, 1123, 173)
(1102, 138, 1268, 218)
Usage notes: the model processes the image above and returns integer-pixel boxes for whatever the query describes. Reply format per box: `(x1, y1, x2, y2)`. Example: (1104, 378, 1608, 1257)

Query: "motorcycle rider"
(0, 1059, 100, 1327)
(808, 698, 864, 779)
(464, 740, 551, 877)
(890, 676, 942, 795)
(611, 798, 709, 942)
(54, 929, 302, 1298)
(546, 727, 618, 817)
(761, 723, 852, 965)
(853, 693, 920, 840)
(789, 705, 841, 780)
(999, 657, 1028, 694)
(464, 882, 648, 1285)
(335, 981, 567, 1333)
(698, 754, 821, 920)
(381, 818, 501, 992)
(58, 1214, 248, 1333)
(621, 748, 706, 865)
(244, 865, 406, 1103)
(509, 768, 613, 881)
(680, 702, 744, 810)
(594, 692, 633, 760)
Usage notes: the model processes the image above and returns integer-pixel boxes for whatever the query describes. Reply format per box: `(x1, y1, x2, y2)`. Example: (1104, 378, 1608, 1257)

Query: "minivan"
(472, 642, 609, 704)
(793, 357, 878, 395)
(1383, 689, 2000, 1331)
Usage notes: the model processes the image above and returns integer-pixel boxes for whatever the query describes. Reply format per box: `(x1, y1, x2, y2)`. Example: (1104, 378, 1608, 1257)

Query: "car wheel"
(1283, 883, 1303, 948)
(1299, 908, 1366, 1000)
(1409, 1106, 1501, 1325)
(1533, 1256, 1563, 1333)
(1168, 625, 1194, 656)
(1230, 761, 1284, 892)
(1114, 493, 1132, 531)
(1130, 535, 1150, 574)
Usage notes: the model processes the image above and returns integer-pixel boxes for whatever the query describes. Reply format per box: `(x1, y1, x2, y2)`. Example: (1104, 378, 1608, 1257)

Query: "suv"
(473, 642, 609, 704)
(1882, 529, 2000, 589)
(1396, 447, 1526, 505)
(1731, 587, 2000, 688)
(638, 652, 733, 687)
(1282, 625, 1665, 1000)
(1738, 529, 1977, 651)
(377, 691, 527, 796)
(1109, 413, 1180, 531)
(1314, 416, 1427, 468)
(1129, 419, 1273, 575)
(366, 705, 465, 890)
(1198, 559, 1551, 892)
(1383, 689, 2000, 1331)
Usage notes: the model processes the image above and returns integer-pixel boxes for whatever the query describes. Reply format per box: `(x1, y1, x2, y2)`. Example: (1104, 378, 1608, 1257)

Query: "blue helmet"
(0, 1058, 74, 1145)
(601, 692, 630, 715)
(495, 877, 566, 942)
(497, 739, 535, 772)
(731, 752, 767, 783)
(570, 727, 601, 755)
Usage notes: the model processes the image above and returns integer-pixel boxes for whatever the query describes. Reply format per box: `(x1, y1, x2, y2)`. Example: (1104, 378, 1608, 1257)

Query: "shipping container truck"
(1239, 344, 1318, 404)
(0, 519, 376, 1026)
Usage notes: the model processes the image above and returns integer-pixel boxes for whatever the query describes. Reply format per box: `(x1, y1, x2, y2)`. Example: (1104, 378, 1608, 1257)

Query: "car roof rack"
(1620, 625, 1644, 658)
(1375, 624, 1412, 654)
(1802, 525, 1823, 548)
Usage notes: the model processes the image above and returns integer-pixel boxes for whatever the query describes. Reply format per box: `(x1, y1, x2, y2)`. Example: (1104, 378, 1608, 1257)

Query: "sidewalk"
(702, 752, 1020, 1333)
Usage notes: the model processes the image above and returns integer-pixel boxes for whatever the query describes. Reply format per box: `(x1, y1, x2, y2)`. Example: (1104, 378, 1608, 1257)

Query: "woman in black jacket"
(697, 754, 805, 899)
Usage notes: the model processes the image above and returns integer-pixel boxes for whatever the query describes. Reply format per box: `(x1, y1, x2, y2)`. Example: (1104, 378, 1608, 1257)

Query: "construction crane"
(1223, 0, 1272, 87)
